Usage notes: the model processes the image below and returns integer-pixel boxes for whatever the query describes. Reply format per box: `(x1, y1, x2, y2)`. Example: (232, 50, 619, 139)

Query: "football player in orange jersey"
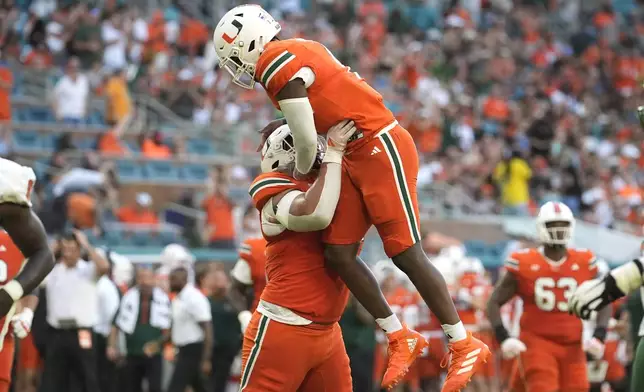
(214, 6, 490, 389)
(0, 158, 56, 392)
(486, 201, 612, 392)
(229, 206, 268, 332)
(241, 121, 387, 391)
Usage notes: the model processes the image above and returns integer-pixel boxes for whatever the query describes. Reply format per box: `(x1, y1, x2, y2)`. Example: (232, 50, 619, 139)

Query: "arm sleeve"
(278, 97, 318, 174)
(274, 162, 342, 232)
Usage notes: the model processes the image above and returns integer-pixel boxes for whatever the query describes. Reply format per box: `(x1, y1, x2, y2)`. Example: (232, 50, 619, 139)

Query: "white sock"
(376, 314, 403, 334)
(442, 321, 467, 343)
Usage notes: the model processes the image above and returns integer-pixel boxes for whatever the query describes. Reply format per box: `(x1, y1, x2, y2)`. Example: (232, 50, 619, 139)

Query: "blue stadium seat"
(464, 240, 487, 258)
(181, 163, 209, 183)
(12, 131, 43, 152)
(41, 134, 57, 151)
(145, 161, 180, 182)
(159, 229, 182, 245)
(185, 138, 216, 156)
(27, 107, 54, 123)
(114, 160, 145, 182)
(76, 137, 97, 150)
(103, 229, 126, 247)
(88, 111, 105, 126)
(131, 231, 153, 247)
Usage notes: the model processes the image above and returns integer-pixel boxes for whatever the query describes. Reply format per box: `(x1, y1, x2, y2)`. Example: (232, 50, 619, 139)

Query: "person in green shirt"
(110, 267, 171, 392)
(340, 294, 377, 392)
(196, 264, 242, 392)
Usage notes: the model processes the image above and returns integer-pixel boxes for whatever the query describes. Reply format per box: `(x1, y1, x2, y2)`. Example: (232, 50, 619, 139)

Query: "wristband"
(593, 326, 607, 343)
(322, 148, 343, 164)
(3, 281, 24, 301)
(494, 324, 510, 344)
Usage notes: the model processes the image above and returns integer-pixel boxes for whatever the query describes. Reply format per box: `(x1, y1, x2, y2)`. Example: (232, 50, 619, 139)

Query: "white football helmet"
(213, 5, 281, 89)
(160, 244, 195, 269)
(536, 201, 575, 246)
(260, 125, 296, 173)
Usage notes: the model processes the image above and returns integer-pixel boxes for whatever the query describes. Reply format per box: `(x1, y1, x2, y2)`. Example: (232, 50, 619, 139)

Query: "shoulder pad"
(249, 172, 299, 210)
(0, 158, 36, 207)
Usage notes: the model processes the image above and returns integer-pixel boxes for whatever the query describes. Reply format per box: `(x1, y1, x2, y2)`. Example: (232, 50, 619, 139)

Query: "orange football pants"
(323, 123, 421, 257)
(239, 312, 352, 392)
(513, 332, 588, 392)
(0, 335, 15, 390)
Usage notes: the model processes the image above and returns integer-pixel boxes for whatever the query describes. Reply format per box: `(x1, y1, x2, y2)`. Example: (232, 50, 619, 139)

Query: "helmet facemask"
(539, 220, 574, 246)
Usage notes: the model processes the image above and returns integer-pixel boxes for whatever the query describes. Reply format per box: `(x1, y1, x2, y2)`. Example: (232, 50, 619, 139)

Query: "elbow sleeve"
(278, 97, 318, 174)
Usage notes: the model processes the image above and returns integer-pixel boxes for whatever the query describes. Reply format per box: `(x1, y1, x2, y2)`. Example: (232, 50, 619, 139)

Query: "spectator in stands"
(202, 167, 236, 250)
(200, 263, 242, 392)
(0, 51, 11, 156)
(116, 192, 159, 226)
(98, 112, 131, 156)
(112, 266, 170, 392)
(23, 41, 53, 69)
(104, 68, 132, 126)
(164, 68, 201, 120)
(493, 149, 532, 216)
(101, 9, 127, 72)
(52, 56, 89, 126)
(71, 7, 102, 70)
(141, 130, 172, 159)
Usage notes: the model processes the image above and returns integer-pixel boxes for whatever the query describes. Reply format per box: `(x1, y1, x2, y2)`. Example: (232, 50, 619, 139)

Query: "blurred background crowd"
(0, 0, 643, 391)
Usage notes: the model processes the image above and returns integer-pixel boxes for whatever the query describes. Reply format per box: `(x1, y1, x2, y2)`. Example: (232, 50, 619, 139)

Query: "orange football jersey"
(238, 236, 267, 312)
(0, 231, 25, 326)
(255, 39, 396, 152)
(505, 248, 598, 344)
(250, 172, 349, 324)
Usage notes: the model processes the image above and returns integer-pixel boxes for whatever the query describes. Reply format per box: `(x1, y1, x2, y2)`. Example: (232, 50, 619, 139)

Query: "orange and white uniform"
(239, 172, 351, 392)
(256, 39, 422, 257)
(0, 231, 27, 387)
(232, 237, 268, 312)
(505, 248, 598, 392)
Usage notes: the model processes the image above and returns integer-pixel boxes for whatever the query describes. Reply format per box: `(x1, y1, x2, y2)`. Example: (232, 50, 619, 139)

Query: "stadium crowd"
(0, 0, 642, 392)
(0, 0, 642, 237)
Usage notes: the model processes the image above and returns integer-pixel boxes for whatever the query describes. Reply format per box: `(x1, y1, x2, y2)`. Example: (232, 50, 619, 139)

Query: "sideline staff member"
(40, 230, 110, 392)
(167, 267, 212, 392)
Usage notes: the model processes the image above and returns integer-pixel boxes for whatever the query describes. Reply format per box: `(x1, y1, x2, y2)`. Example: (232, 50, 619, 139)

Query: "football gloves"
(500, 337, 527, 359)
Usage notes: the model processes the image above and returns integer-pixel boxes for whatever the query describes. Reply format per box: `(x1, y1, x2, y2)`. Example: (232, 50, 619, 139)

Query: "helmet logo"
(222, 17, 243, 44)
(553, 202, 561, 213)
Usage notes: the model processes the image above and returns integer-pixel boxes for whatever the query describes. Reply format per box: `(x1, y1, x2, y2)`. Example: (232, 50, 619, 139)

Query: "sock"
(442, 321, 467, 343)
(376, 314, 403, 334)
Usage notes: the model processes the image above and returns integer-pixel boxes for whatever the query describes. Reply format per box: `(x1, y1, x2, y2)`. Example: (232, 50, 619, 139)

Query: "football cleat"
(381, 324, 428, 389)
(440, 332, 491, 392)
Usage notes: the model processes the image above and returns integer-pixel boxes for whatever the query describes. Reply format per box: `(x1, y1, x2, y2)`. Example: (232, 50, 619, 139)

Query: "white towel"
(116, 287, 171, 335)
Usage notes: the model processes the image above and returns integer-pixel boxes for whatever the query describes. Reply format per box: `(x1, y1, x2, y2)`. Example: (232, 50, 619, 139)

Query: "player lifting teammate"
(0, 158, 55, 391)
(486, 201, 612, 392)
(213, 5, 489, 389)
(239, 120, 359, 391)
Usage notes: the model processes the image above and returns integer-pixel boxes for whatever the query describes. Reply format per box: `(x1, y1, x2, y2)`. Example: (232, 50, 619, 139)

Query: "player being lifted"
(0, 158, 55, 392)
(240, 120, 359, 391)
(486, 202, 612, 392)
(213, 6, 489, 389)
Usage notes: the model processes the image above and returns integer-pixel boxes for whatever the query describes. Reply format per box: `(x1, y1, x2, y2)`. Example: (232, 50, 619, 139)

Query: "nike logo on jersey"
(531, 264, 540, 271)
(407, 338, 417, 353)
(457, 348, 482, 375)
(0, 246, 5, 252)
(371, 146, 381, 155)
(572, 263, 579, 271)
